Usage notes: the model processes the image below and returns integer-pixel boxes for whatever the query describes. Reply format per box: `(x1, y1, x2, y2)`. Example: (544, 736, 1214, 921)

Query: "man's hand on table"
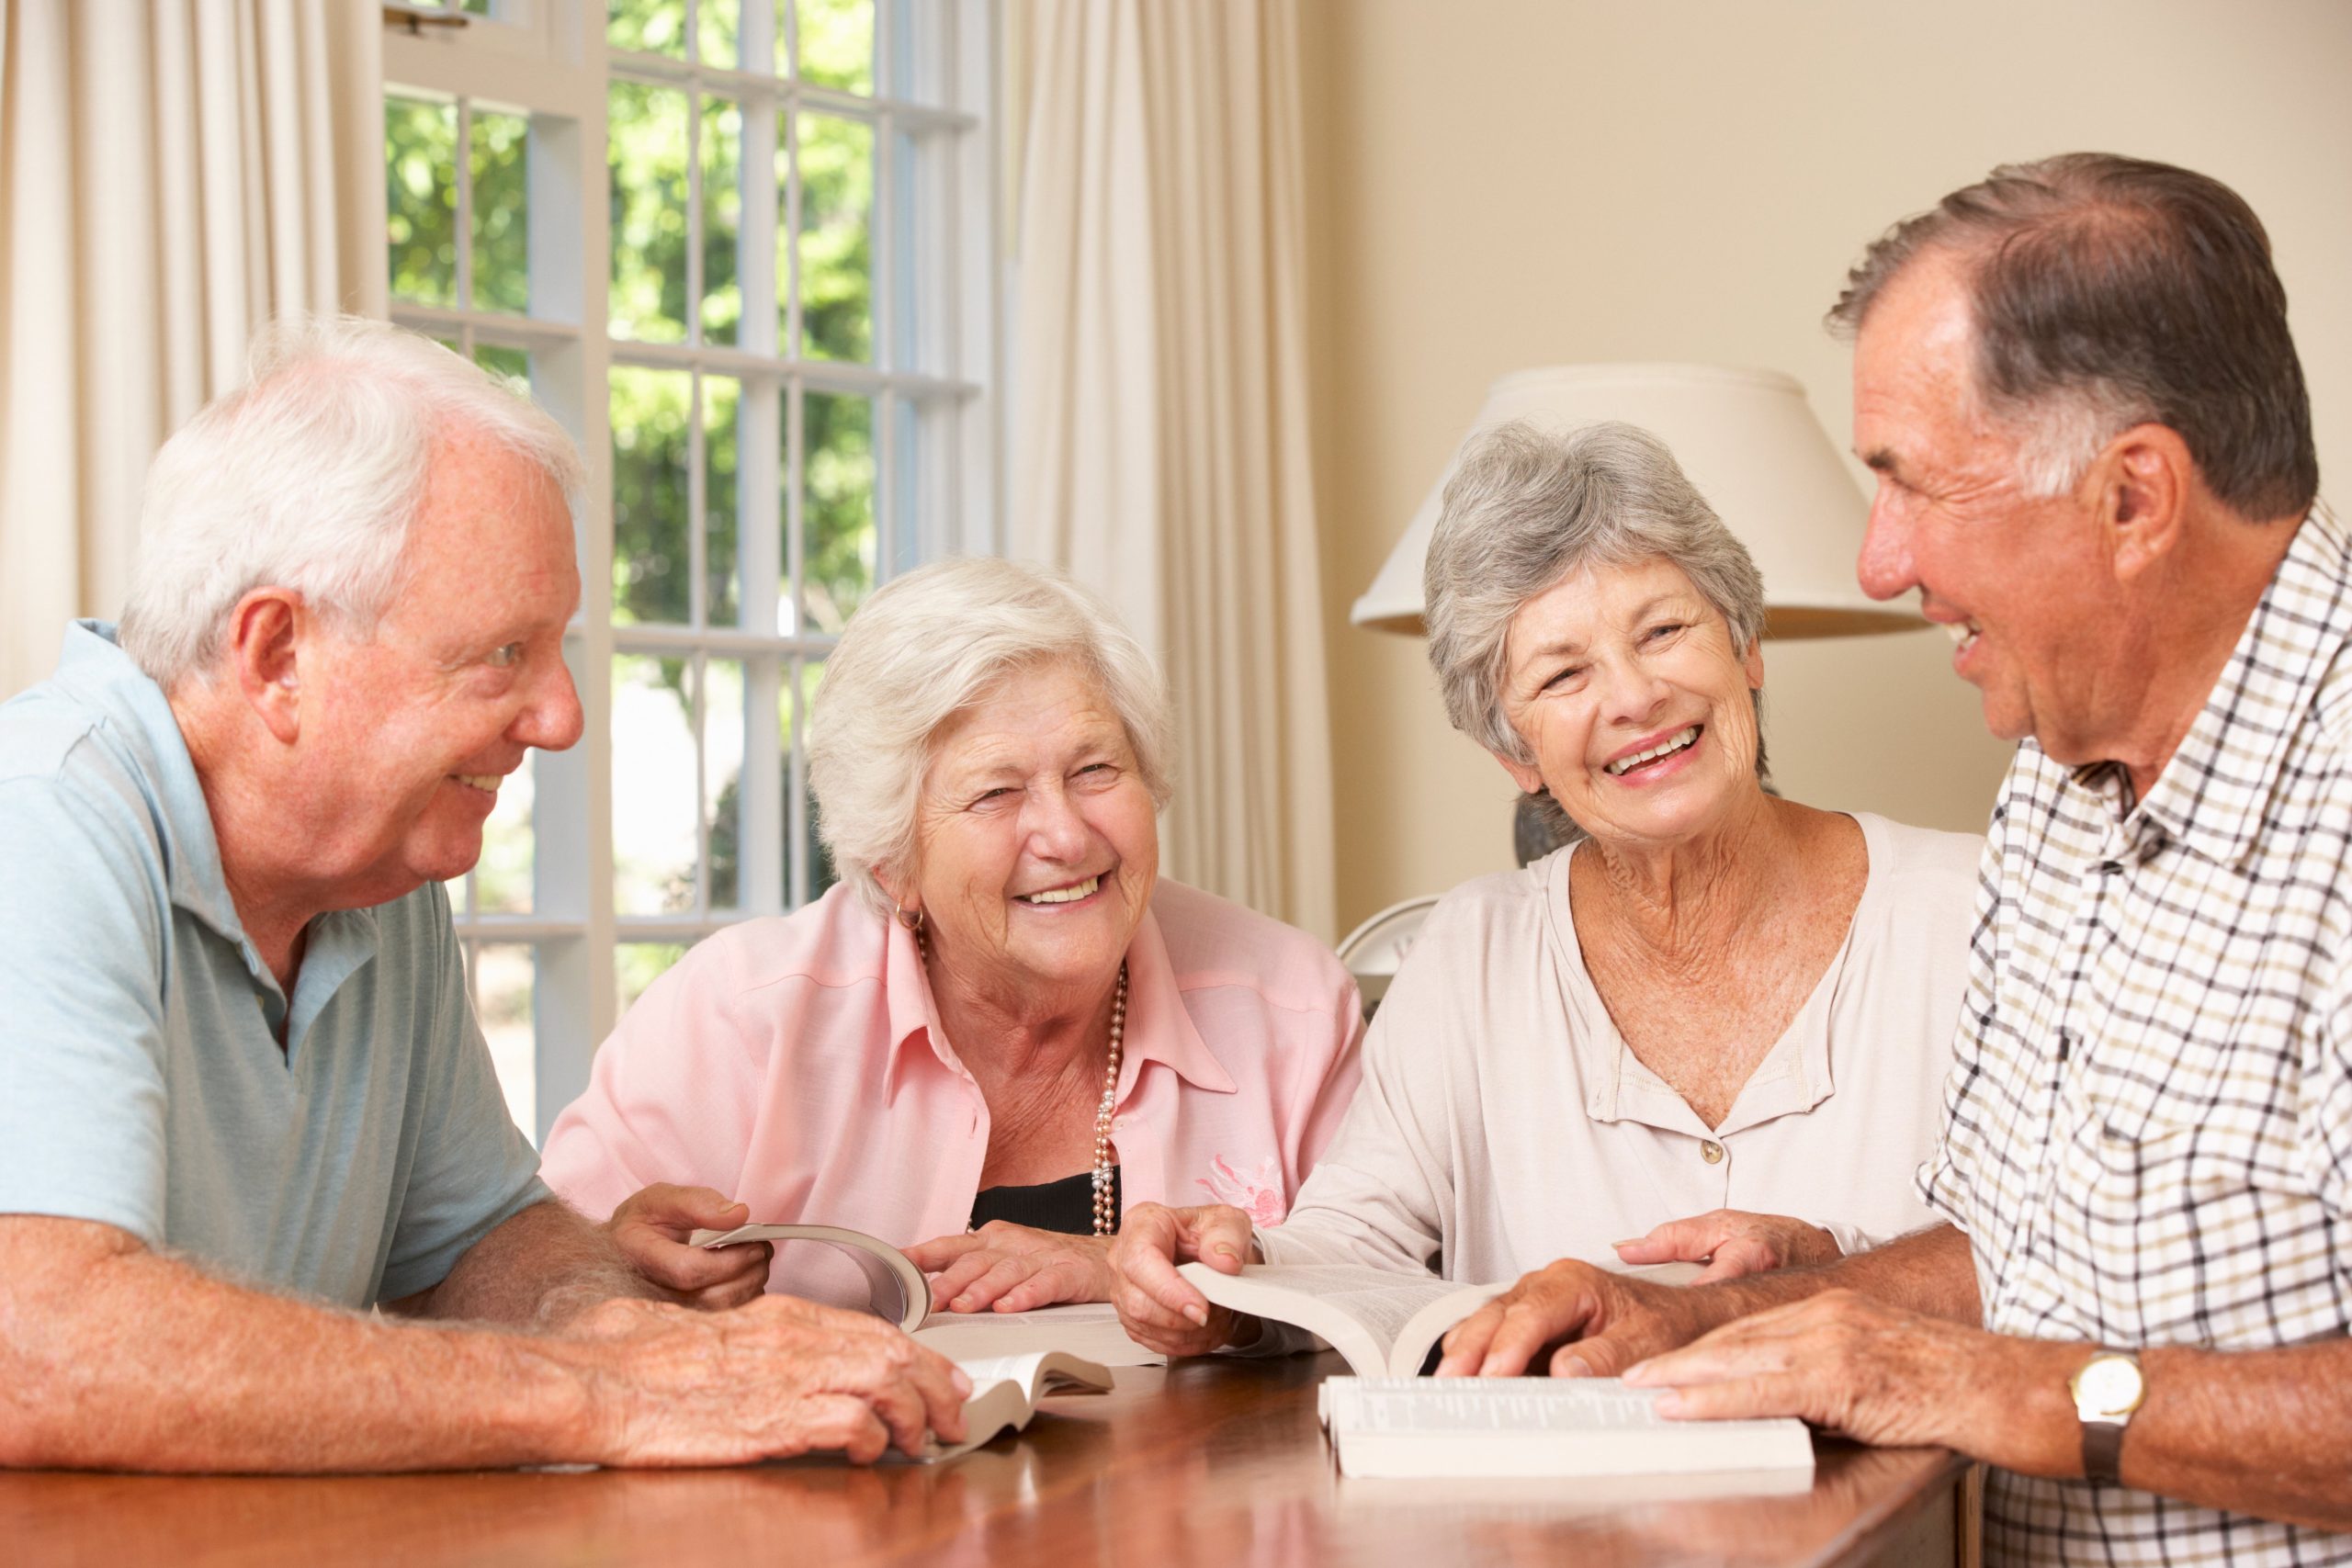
(558, 1294, 972, 1465)
(1106, 1202, 1262, 1359)
(1434, 1257, 1725, 1378)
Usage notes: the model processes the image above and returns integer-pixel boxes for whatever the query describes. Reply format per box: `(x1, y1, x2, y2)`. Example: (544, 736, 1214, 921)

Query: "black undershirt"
(967, 1166, 1122, 1235)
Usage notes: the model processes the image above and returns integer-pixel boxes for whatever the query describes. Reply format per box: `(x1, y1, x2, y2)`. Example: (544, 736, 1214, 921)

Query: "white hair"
(808, 557, 1176, 916)
(119, 315, 582, 688)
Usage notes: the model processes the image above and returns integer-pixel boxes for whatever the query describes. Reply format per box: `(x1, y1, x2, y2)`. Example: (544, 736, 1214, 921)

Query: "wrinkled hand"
(606, 1184, 774, 1310)
(1624, 1289, 1983, 1448)
(562, 1293, 972, 1465)
(1434, 1258, 1713, 1378)
(1614, 1209, 1842, 1283)
(1105, 1202, 1261, 1359)
(904, 1222, 1115, 1314)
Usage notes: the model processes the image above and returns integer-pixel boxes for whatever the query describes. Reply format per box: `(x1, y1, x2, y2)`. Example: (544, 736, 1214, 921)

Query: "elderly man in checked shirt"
(1436, 153, 2352, 1565)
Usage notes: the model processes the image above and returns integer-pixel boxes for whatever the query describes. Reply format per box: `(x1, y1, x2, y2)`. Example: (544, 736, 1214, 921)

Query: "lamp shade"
(1350, 364, 1919, 638)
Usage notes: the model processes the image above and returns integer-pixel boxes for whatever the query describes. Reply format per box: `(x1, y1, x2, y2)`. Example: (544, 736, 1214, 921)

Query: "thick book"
(691, 1221, 1163, 1365)
(1175, 1259, 1702, 1379)
(1317, 1376, 1815, 1485)
(893, 1350, 1116, 1463)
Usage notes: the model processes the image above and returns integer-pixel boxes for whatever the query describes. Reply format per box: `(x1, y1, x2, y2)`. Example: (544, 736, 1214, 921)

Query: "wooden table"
(1, 1354, 1971, 1567)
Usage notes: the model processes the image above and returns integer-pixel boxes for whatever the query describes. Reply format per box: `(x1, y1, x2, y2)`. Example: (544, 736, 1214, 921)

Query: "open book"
(692, 1222, 1161, 1366)
(1318, 1376, 1814, 1485)
(892, 1350, 1115, 1463)
(1176, 1259, 1702, 1379)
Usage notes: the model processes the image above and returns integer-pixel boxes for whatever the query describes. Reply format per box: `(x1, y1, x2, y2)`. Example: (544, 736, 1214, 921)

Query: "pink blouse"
(539, 879, 1363, 1299)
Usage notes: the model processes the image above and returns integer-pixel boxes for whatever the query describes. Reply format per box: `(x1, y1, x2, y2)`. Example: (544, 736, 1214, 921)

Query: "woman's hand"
(1434, 1258, 1714, 1379)
(1612, 1209, 1842, 1282)
(904, 1222, 1115, 1313)
(605, 1183, 774, 1310)
(1104, 1202, 1261, 1359)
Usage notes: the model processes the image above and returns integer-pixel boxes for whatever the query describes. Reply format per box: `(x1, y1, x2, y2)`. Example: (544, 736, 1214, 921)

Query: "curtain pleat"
(0, 0, 374, 700)
(1009, 0, 1337, 939)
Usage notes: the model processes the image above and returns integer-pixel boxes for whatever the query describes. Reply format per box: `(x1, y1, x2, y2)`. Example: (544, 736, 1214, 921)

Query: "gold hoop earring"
(895, 905, 924, 935)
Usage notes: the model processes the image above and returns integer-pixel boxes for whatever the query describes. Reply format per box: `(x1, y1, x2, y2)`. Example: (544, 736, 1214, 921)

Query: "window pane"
(610, 366, 693, 626)
(792, 658, 838, 905)
(797, 112, 873, 362)
(700, 0, 742, 67)
(468, 942, 537, 1141)
(701, 96, 743, 347)
(705, 374, 742, 626)
(609, 82, 690, 344)
(473, 751, 536, 915)
(616, 942, 690, 1015)
(613, 654, 698, 915)
(802, 391, 875, 635)
(474, 341, 530, 393)
(706, 658, 746, 912)
(386, 96, 457, 307)
(609, 0, 685, 58)
(797, 0, 874, 94)
(470, 107, 531, 313)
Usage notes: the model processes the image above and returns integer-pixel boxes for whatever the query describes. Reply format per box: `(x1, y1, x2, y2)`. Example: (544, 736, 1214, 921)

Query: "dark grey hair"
(1828, 152, 2317, 520)
(1423, 422, 1770, 837)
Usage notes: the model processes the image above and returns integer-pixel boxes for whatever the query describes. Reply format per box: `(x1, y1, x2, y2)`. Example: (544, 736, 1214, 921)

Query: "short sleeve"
(376, 895, 549, 1301)
(0, 769, 174, 1240)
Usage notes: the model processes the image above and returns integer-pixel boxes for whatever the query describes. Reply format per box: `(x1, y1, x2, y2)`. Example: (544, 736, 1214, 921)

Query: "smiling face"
(1851, 249, 2119, 750)
(901, 660, 1160, 1004)
(1496, 554, 1766, 852)
(299, 425, 583, 907)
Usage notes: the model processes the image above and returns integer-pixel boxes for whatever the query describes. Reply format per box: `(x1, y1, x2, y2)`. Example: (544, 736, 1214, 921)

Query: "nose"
(516, 652, 585, 753)
(1856, 485, 1917, 602)
(1021, 779, 1093, 864)
(1593, 653, 1671, 727)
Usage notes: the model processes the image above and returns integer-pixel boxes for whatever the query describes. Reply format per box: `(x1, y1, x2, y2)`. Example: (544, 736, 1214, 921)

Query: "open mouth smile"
(1015, 874, 1104, 907)
(1604, 726, 1701, 778)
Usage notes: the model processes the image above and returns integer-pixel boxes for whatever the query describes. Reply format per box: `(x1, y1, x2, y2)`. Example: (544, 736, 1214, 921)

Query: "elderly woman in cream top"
(1109, 421, 1980, 1367)
(540, 558, 1362, 1317)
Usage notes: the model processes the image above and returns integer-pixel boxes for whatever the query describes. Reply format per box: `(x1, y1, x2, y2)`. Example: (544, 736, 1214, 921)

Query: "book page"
(913, 1302, 1165, 1367)
(1328, 1377, 1770, 1432)
(1215, 1264, 1467, 1342)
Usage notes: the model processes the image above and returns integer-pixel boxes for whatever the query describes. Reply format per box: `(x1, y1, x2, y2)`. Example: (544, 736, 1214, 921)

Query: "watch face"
(2077, 1357, 2144, 1417)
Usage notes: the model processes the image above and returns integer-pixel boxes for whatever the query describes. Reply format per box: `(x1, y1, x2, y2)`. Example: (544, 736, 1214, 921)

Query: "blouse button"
(1700, 1140, 1725, 1166)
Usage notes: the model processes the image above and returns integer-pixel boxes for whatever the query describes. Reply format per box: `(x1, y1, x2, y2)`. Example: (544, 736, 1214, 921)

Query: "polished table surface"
(3, 1354, 1969, 1567)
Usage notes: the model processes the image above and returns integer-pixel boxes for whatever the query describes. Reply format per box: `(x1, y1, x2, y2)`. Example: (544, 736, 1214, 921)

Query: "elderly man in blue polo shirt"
(0, 318, 967, 1471)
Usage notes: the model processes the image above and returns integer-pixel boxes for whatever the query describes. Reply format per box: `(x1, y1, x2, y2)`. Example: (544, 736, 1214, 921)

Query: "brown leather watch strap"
(2081, 1417, 2125, 1486)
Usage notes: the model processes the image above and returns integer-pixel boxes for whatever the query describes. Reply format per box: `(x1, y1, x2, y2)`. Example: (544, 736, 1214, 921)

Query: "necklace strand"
(918, 921, 1125, 1235)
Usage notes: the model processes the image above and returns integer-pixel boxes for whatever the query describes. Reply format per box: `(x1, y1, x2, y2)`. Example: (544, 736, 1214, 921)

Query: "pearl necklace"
(917, 916, 1126, 1235)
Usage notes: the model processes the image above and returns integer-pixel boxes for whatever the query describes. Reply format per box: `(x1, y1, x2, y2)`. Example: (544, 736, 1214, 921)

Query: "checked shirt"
(1919, 504, 2352, 1566)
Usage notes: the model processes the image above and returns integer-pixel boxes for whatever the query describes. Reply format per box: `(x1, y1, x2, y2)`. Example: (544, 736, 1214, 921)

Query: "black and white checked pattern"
(1919, 504, 2352, 1566)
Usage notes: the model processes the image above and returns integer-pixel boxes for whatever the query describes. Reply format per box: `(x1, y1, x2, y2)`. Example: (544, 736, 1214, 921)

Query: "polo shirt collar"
(881, 897, 1238, 1100)
(2097, 505, 2348, 869)
(54, 622, 245, 943)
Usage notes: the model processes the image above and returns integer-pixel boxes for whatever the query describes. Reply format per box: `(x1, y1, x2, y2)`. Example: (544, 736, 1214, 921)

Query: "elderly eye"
(487, 642, 526, 669)
(1543, 666, 1585, 691)
(1645, 623, 1686, 642)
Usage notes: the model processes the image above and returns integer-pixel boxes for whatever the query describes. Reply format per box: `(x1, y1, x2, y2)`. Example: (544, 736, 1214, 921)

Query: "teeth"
(457, 773, 502, 794)
(1944, 621, 1980, 650)
(1019, 875, 1100, 906)
(1606, 727, 1699, 777)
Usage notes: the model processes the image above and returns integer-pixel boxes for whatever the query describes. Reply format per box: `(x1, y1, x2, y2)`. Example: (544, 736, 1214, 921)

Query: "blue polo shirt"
(0, 623, 548, 1306)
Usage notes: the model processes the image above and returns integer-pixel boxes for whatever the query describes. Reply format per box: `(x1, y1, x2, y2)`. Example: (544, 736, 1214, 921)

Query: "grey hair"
(1827, 152, 2317, 518)
(119, 315, 583, 688)
(1423, 422, 1769, 834)
(808, 557, 1177, 916)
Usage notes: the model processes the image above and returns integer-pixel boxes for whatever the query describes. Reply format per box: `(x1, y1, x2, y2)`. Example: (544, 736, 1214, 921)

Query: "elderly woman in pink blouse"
(538, 558, 1363, 1315)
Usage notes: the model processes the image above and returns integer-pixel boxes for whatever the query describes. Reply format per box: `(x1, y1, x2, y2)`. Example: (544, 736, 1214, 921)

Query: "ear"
(2087, 424, 2192, 583)
(1742, 636, 1765, 694)
(224, 589, 307, 745)
(1494, 747, 1546, 798)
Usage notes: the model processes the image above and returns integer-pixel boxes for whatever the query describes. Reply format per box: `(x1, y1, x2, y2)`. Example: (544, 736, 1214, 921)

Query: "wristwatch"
(2069, 1350, 2145, 1485)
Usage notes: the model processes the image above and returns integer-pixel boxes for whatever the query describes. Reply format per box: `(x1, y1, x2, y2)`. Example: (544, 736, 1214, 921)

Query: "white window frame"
(381, 0, 1001, 1139)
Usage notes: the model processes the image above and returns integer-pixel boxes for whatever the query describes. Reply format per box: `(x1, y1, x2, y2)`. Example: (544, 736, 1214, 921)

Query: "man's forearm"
(401, 1200, 662, 1326)
(0, 1220, 607, 1472)
(1691, 1221, 1982, 1332)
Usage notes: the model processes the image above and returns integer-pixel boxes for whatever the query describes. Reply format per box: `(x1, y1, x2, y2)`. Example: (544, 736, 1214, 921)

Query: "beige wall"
(1298, 0, 2352, 936)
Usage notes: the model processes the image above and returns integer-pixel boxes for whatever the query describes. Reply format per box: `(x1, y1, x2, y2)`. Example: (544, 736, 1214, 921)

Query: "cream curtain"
(0, 0, 381, 700)
(1008, 0, 1336, 940)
